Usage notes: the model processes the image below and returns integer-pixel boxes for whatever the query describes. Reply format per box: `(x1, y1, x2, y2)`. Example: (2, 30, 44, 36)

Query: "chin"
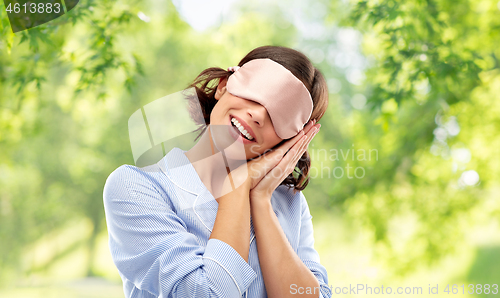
(224, 144, 261, 161)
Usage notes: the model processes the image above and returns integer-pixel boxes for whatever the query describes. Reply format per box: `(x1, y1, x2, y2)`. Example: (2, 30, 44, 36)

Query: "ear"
(215, 77, 228, 100)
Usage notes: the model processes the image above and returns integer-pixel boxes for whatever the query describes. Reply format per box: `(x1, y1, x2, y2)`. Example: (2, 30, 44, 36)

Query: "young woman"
(103, 45, 332, 298)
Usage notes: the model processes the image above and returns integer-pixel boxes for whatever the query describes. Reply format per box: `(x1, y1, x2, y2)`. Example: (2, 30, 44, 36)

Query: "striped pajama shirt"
(103, 147, 332, 298)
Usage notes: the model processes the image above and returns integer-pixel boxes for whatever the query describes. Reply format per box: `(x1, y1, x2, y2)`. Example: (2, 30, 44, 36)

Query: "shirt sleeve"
(297, 192, 332, 298)
(103, 165, 257, 298)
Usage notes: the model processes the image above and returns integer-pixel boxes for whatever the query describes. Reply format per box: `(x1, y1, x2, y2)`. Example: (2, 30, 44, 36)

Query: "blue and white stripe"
(103, 147, 332, 298)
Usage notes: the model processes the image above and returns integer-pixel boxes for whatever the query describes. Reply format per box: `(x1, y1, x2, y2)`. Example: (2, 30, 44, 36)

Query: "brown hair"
(186, 45, 329, 193)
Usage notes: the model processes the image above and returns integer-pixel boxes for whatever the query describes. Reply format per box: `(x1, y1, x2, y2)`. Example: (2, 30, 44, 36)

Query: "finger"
(272, 134, 306, 171)
(250, 131, 305, 179)
(293, 125, 320, 162)
(271, 131, 304, 159)
(298, 124, 320, 151)
(254, 121, 316, 168)
(282, 123, 318, 165)
(283, 134, 308, 172)
(252, 123, 319, 191)
(291, 135, 310, 169)
(306, 124, 320, 146)
(249, 124, 319, 189)
(285, 126, 320, 179)
(292, 131, 309, 158)
(261, 120, 315, 156)
(260, 136, 307, 187)
(281, 120, 315, 152)
(281, 120, 317, 155)
(272, 120, 316, 157)
(303, 119, 316, 135)
(258, 129, 312, 189)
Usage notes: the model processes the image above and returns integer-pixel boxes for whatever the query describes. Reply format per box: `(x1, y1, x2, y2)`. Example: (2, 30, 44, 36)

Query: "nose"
(246, 102, 268, 127)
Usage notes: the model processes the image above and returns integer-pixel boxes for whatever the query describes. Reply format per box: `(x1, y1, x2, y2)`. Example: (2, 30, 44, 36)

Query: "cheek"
(209, 104, 226, 123)
(263, 133, 283, 150)
(267, 130, 283, 145)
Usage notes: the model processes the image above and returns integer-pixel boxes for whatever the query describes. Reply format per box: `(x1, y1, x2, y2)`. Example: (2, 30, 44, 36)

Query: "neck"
(184, 125, 245, 201)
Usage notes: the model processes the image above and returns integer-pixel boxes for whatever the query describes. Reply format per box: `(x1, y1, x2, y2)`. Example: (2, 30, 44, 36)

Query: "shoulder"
(103, 162, 172, 205)
(104, 163, 158, 190)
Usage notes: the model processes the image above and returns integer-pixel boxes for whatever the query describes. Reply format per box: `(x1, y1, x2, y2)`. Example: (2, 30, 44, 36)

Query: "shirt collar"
(159, 147, 206, 196)
(159, 147, 220, 233)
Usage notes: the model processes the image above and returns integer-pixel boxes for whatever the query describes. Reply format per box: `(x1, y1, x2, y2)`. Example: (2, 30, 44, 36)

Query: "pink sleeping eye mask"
(225, 58, 313, 140)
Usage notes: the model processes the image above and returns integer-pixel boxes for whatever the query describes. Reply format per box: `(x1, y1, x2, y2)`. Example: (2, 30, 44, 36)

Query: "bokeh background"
(1, 0, 500, 297)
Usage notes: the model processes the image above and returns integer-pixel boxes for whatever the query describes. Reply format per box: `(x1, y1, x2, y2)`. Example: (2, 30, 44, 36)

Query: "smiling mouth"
(230, 117, 255, 141)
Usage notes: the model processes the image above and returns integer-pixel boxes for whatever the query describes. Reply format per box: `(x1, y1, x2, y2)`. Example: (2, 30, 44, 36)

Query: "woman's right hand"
(221, 119, 316, 194)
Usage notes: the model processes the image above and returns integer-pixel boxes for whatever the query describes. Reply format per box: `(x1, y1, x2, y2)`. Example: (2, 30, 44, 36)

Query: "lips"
(231, 121, 251, 140)
(228, 115, 257, 144)
(230, 115, 257, 142)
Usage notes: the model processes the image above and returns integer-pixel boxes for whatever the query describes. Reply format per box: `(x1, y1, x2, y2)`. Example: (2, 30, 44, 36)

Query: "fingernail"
(310, 128, 319, 139)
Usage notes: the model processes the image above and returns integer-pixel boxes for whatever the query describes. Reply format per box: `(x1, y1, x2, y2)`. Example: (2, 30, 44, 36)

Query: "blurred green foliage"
(0, 0, 499, 289)
(324, 0, 500, 275)
(0, 0, 297, 286)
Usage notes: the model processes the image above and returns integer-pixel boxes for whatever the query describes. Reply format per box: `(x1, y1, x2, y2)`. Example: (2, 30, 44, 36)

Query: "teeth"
(231, 117, 254, 140)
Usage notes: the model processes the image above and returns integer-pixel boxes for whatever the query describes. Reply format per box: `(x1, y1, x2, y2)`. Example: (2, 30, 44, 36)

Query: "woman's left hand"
(249, 120, 321, 203)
